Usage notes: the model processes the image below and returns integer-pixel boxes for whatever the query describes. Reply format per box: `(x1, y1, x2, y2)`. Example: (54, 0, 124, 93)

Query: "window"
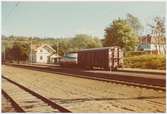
(40, 49, 43, 52)
(40, 56, 43, 60)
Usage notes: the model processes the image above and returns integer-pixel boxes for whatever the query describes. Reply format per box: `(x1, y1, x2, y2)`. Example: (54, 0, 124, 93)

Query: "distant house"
(138, 34, 166, 54)
(31, 44, 60, 64)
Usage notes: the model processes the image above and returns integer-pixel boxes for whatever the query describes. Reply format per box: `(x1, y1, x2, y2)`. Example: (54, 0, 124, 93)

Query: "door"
(47, 56, 50, 63)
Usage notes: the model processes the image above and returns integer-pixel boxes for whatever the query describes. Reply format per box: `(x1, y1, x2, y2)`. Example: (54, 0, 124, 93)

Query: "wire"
(5, 2, 20, 22)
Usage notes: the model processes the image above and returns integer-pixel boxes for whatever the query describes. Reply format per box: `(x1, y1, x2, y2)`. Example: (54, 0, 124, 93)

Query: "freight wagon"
(78, 47, 123, 71)
(60, 47, 123, 71)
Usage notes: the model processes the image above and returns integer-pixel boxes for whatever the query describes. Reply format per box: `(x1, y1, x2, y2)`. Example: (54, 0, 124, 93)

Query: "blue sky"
(2, 2, 165, 38)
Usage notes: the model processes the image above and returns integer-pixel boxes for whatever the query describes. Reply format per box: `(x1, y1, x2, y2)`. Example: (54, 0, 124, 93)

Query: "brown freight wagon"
(78, 47, 123, 71)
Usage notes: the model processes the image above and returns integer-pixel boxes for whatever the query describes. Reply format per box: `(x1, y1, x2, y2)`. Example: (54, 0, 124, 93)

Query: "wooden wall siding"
(78, 47, 123, 71)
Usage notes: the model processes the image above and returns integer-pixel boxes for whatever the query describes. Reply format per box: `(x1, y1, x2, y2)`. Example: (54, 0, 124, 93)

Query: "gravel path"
(2, 65, 166, 112)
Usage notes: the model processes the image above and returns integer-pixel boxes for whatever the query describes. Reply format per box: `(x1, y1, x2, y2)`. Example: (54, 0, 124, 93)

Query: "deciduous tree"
(148, 16, 165, 54)
(126, 13, 143, 35)
(104, 18, 138, 52)
(5, 42, 30, 63)
(71, 34, 102, 50)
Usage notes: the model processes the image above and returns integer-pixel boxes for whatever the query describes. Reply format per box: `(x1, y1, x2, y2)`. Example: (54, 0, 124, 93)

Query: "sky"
(2, 2, 166, 39)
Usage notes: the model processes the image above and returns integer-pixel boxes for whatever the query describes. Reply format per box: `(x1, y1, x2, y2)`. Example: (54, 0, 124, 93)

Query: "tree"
(5, 42, 30, 63)
(52, 38, 72, 56)
(3, 34, 102, 57)
(104, 18, 138, 52)
(152, 17, 165, 35)
(126, 13, 143, 35)
(3, 47, 12, 62)
(148, 16, 165, 54)
(52, 34, 102, 56)
(71, 34, 102, 50)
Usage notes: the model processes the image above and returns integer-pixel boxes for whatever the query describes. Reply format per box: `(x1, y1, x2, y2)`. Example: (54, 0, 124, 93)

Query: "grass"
(123, 54, 166, 70)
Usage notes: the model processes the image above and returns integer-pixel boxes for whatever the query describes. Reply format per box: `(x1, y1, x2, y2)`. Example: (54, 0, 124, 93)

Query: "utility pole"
(57, 39, 59, 63)
(4, 46, 5, 64)
(31, 38, 32, 64)
(2, 40, 6, 64)
(29, 37, 33, 64)
(57, 40, 59, 55)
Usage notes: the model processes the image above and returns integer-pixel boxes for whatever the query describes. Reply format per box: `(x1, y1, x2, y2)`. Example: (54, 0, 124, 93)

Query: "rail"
(2, 76, 71, 113)
(2, 89, 25, 112)
(4, 64, 166, 91)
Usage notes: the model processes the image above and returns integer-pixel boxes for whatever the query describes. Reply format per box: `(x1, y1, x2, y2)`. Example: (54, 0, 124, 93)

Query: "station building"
(30, 44, 60, 64)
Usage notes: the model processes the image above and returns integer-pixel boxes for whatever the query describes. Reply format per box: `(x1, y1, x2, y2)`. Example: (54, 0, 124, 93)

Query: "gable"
(36, 47, 49, 54)
(43, 45, 56, 53)
(35, 44, 56, 54)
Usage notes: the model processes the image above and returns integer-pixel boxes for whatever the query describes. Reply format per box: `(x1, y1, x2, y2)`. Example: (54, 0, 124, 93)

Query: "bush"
(126, 51, 157, 57)
(124, 54, 166, 70)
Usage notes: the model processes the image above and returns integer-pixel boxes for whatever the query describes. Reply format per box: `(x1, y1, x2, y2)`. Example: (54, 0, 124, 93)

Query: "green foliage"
(104, 18, 138, 51)
(126, 13, 143, 35)
(2, 34, 102, 56)
(71, 34, 102, 50)
(4, 42, 30, 63)
(126, 51, 154, 57)
(148, 16, 166, 54)
(51, 34, 102, 56)
(148, 16, 165, 36)
(52, 38, 72, 56)
(124, 54, 165, 70)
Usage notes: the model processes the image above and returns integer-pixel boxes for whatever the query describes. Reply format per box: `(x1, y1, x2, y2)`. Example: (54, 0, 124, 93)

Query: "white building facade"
(138, 35, 166, 54)
(31, 44, 60, 64)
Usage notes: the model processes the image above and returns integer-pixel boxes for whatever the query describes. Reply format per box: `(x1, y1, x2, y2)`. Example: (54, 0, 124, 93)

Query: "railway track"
(2, 76, 71, 113)
(5, 64, 166, 91)
(54, 71, 166, 91)
(2, 90, 24, 112)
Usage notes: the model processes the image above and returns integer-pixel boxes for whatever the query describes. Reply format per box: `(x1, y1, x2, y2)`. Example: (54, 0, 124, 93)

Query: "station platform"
(4, 63, 166, 87)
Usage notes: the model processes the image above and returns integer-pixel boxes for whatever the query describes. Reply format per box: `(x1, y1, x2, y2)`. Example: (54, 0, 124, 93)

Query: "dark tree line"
(2, 42, 30, 63)
(2, 34, 102, 63)
(52, 34, 102, 56)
